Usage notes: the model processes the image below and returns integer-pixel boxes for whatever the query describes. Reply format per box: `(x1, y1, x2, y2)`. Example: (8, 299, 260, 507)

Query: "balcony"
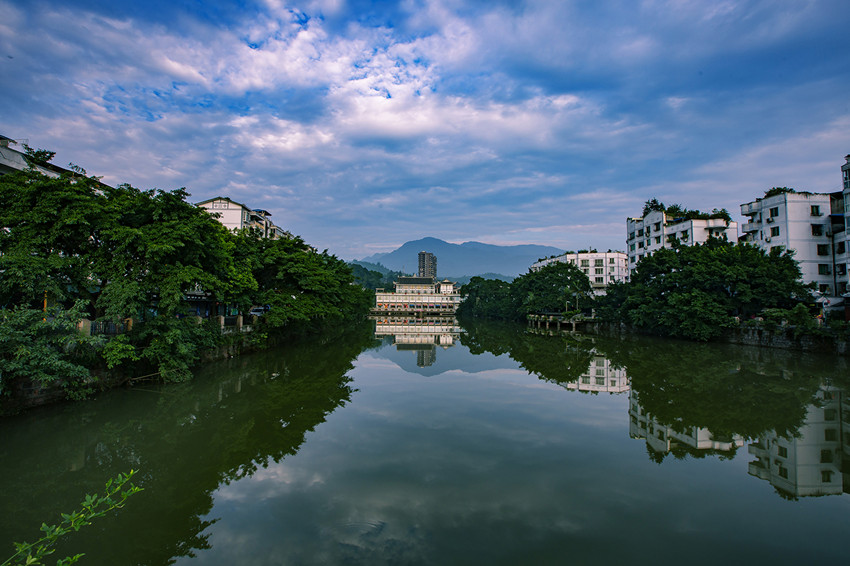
(741, 202, 759, 215)
(742, 221, 759, 233)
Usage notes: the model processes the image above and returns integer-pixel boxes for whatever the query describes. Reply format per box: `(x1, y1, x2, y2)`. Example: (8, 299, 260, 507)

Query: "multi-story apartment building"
(837, 155, 850, 297)
(625, 209, 738, 272)
(739, 190, 845, 296)
(418, 251, 437, 279)
(530, 251, 629, 294)
(196, 197, 291, 239)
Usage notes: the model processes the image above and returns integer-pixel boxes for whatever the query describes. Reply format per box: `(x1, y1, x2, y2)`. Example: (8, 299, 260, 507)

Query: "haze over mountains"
(357, 237, 564, 280)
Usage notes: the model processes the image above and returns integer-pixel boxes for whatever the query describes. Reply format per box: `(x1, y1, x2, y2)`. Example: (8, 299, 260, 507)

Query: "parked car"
(248, 306, 270, 317)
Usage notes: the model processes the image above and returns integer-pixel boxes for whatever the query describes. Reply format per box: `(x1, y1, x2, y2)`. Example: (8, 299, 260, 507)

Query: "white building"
(626, 209, 738, 272)
(0, 134, 75, 179)
(196, 197, 291, 239)
(836, 155, 850, 297)
(530, 251, 629, 293)
(739, 190, 843, 295)
(373, 276, 461, 315)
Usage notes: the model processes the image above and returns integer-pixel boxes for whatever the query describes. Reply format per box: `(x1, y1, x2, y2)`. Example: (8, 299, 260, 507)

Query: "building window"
(595, 268, 603, 275)
(654, 236, 660, 244)
(777, 445, 787, 458)
(595, 276, 604, 283)
(811, 205, 821, 216)
(609, 257, 615, 264)
(770, 226, 779, 237)
(629, 232, 635, 240)
(838, 241, 846, 255)
(821, 450, 834, 463)
(581, 259, 589, 267)
(637, 228, 644, 237)
(818, 264, 831, 275)
(681, 231, 688, 240)
(630, 244, 635, 251)
(769, 207, 779, 217)
(817, 244, 830, 256)
(825, 408, 837, 421)
(825, 429, 837, 441)
(638, 242, 644, 249)
(822, 470, 833, 483)
(778, 466, 788, 479)
(654, 222, 661, 231)
(595, 259, 604, 266)
(811, 224, 824, 236)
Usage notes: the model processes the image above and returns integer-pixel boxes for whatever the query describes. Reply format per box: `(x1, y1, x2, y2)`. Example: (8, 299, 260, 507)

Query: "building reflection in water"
(566, 353, 630, 394)
(373, 316, 463, 367)
(748, 385, 847, 498)
(629, 390, 746, 457)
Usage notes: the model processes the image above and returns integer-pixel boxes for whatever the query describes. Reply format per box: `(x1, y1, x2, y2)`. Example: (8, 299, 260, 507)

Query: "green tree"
(0, 169, 107, 311)
(511, 261, 592, 317)
(0, 302, 102, 400)
(600, 239, 810, 340)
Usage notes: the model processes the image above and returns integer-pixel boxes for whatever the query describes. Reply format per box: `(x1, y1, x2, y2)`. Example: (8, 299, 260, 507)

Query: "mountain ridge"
(358, 237, 564, 279)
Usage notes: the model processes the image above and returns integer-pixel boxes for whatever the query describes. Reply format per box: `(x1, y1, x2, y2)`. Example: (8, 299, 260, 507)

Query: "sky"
(1, 0, 849, 259)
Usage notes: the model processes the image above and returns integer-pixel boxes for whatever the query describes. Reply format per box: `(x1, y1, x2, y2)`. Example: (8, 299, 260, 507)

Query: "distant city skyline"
(1, 0, 848, 259)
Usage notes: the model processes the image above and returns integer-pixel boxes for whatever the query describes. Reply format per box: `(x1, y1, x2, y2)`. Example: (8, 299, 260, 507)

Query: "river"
(1, 319, 849, 565)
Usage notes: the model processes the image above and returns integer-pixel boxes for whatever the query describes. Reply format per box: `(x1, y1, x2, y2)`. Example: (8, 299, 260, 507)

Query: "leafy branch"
(2, 470, 143, 566)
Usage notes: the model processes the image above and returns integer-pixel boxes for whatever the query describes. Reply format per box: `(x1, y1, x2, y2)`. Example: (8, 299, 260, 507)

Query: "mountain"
(358, 237, 564, 279)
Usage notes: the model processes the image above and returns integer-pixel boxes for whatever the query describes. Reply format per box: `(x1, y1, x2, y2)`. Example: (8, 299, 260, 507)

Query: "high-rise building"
(418, 251, 437, 278)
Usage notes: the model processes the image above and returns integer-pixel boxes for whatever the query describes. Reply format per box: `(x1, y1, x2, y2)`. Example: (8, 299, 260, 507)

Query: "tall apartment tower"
(418, 251, 437, 279)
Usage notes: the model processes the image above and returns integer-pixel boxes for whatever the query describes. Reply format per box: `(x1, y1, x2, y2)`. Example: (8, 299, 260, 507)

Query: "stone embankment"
(583, 321, 849, 355)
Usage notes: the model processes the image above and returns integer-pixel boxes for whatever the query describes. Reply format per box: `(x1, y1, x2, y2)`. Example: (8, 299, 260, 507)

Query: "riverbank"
(0, 317, 373, 416)
(582, 321, 850, 355)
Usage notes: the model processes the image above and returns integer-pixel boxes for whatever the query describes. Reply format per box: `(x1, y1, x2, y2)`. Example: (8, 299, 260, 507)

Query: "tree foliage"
(598, 239, 811, 340)
(458, 261, 591, 320)
(0, 159, 371, 401)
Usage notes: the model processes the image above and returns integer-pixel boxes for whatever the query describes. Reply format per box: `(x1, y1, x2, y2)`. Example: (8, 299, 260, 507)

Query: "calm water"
(1, 320, 849, 565)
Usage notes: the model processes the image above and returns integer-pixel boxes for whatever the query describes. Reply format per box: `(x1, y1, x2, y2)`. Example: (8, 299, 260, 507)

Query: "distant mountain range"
(356, 237, 564, 280)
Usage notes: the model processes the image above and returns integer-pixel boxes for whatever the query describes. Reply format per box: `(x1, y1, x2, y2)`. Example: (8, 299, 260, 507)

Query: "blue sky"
(1, 0, 848, 259)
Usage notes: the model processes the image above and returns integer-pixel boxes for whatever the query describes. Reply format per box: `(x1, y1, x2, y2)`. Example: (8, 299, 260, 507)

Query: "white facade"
(836, 155, 850, 296)
(531, 251, 629, 293)
(626, 210, 738, 272)
(373, 277, 461, 314)
(197, 197, 290, 239)
(739, 191, 840, 295)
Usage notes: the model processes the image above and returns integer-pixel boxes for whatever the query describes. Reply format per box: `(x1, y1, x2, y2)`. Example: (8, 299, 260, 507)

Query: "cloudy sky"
(1, 0, 848, 259)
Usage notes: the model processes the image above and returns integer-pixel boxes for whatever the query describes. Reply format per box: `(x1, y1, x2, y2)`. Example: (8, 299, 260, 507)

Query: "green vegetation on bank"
(461, 238, 822, 343)
(458, 261, 591, 320)
(596, 239, 812, 341)
(0, 162, 372, 406)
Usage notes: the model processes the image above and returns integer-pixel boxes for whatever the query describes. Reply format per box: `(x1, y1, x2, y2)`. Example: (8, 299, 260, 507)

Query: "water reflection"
(0, 323, 374, 565)
(372, 316, 462, 367)
(3, 319, 850, 565)
(461, 320, 850, 498)
(748, 385, 848, 499)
